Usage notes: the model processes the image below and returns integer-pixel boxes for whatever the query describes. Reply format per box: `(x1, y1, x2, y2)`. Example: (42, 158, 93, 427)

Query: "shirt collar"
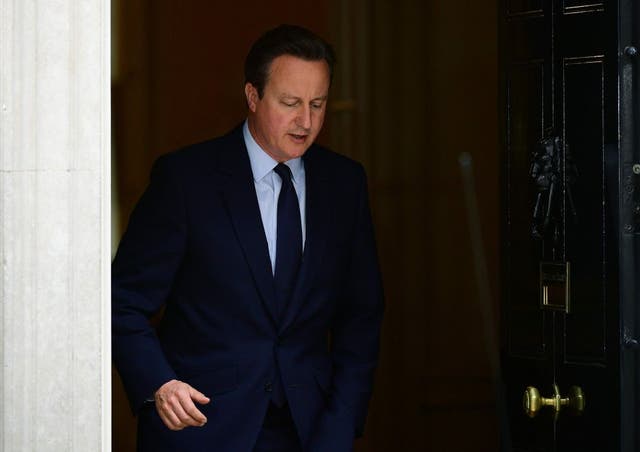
(243, 120, 304, 183)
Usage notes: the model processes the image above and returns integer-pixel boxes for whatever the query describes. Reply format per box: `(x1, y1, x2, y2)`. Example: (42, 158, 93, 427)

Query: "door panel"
(506, 62, 548, 358)
(562, 58, 607, 364)
(556, 5, 620, 442)
(555, 5, 620, 449)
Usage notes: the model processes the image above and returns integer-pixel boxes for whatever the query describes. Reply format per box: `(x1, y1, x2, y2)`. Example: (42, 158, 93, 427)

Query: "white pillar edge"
(0, 0, 111, 449)
(101, 0, 113, 448)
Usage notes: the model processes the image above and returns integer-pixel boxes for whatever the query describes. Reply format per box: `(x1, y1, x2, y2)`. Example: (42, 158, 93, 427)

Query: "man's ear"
(245, 83, 259, 112)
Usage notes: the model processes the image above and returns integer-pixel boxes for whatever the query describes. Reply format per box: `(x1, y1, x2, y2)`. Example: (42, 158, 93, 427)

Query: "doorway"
(111, 1, 501, 450)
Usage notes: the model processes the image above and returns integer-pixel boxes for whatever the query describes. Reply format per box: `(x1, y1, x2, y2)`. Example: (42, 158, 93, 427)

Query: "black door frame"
(619, 1, 639, 450)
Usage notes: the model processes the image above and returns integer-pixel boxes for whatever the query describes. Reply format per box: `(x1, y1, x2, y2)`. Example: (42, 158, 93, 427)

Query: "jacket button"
(264, 382, 273, 392)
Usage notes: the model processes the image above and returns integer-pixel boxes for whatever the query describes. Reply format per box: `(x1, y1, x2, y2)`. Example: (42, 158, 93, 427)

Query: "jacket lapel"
(216, 128, 279, 327)
(279, 146, 332, 335)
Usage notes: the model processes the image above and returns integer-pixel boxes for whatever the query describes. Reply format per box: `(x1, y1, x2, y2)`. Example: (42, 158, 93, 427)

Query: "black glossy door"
(500, 1, 639, 451)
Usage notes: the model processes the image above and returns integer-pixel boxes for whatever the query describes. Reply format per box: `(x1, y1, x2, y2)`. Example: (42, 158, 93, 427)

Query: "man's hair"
(244, 24, 336, 98)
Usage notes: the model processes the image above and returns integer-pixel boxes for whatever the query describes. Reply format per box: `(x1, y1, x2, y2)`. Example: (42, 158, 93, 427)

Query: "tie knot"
(274, 163, 293, 183)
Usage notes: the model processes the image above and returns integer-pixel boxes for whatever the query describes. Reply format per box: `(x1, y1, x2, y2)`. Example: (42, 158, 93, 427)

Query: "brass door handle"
(523, 384, 585, 418)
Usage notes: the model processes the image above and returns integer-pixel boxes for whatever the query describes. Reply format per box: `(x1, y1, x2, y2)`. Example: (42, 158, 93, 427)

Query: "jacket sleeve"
(310, 165, 385, 451)
(112, 155, 186, 413)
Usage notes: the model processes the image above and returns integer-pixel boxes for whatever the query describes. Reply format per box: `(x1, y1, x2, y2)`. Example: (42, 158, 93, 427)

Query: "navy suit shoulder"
(304, 143, 365, 174)
(150, 127, 242, 177)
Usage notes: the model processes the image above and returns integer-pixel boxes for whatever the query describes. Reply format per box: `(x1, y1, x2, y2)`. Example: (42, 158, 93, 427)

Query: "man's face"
(245, 55, 330, 162)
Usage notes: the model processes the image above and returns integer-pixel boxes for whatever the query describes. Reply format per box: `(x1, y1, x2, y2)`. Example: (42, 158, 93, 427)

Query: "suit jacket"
(112, 124, 384, 452)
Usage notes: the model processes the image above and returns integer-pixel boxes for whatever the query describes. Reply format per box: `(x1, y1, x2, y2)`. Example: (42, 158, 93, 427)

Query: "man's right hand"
(154, 379, 210, 431)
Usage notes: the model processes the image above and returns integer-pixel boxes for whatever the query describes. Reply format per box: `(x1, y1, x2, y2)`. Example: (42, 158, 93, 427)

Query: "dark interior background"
(111, 1, 500, 450)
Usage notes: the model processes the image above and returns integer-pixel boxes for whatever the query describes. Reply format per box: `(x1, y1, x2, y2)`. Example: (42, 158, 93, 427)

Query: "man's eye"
(311, 103, 323, 110)
(282, 101, 297, 107)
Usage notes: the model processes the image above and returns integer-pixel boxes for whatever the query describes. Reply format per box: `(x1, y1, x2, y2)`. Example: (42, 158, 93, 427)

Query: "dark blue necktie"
(273, 163, 302, 319)
(271, 163, 302, 407)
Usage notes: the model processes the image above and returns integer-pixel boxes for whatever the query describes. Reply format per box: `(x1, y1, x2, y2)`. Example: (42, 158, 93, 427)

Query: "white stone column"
(0, 0, 111, 450)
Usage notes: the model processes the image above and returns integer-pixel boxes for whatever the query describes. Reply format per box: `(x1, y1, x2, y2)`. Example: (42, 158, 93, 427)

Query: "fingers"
(156, 403, 184, 431)
(154, 379, 210, 431)
(189, 386, 211, 405)
(179, 395, 207, 426)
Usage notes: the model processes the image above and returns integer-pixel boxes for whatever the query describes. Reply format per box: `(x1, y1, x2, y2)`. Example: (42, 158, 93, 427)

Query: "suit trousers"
(253, 402, 302, 452)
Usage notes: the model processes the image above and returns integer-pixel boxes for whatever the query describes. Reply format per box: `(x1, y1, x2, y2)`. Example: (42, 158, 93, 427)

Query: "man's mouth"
(289, 133, 308, 142)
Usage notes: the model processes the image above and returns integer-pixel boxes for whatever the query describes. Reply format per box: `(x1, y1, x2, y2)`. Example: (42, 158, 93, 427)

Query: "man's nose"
(296, 106, 312, 130)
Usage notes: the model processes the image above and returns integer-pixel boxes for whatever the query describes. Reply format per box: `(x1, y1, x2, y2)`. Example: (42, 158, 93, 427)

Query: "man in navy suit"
(112, 24, 384, 452)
